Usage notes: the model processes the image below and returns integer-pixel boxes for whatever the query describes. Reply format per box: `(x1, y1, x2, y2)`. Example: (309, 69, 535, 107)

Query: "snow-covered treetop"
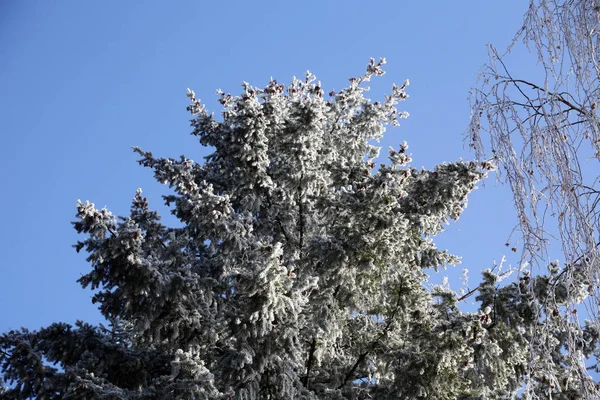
(4, 59, 591, 399)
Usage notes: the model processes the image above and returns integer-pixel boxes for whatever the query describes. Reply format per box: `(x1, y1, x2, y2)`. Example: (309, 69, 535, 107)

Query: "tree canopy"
(2, 59, 598, 399)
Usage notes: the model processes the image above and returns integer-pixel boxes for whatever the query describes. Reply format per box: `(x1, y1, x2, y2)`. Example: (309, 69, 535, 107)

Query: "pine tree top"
(3, 59, 591, 400)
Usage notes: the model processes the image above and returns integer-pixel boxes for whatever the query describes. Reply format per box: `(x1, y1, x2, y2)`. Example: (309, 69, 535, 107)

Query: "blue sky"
(1, 1, 527, 334)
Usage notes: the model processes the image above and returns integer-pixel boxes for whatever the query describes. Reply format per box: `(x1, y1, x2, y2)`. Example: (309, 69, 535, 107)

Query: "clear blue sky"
(0, 1, 527, 334)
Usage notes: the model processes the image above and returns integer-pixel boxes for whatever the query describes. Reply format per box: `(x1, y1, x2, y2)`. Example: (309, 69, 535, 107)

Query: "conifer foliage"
(1, 59, 587, 399)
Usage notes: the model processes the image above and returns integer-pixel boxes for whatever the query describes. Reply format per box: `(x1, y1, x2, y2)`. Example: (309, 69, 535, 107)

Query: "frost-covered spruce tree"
(1, 59, 564, 399)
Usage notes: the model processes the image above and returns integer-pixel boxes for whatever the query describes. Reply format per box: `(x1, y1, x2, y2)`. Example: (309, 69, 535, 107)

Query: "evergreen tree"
(2, 59, 594, 399)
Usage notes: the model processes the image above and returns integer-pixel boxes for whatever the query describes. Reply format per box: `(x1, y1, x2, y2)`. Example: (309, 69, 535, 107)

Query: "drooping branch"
(468, 1, 600, 397)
